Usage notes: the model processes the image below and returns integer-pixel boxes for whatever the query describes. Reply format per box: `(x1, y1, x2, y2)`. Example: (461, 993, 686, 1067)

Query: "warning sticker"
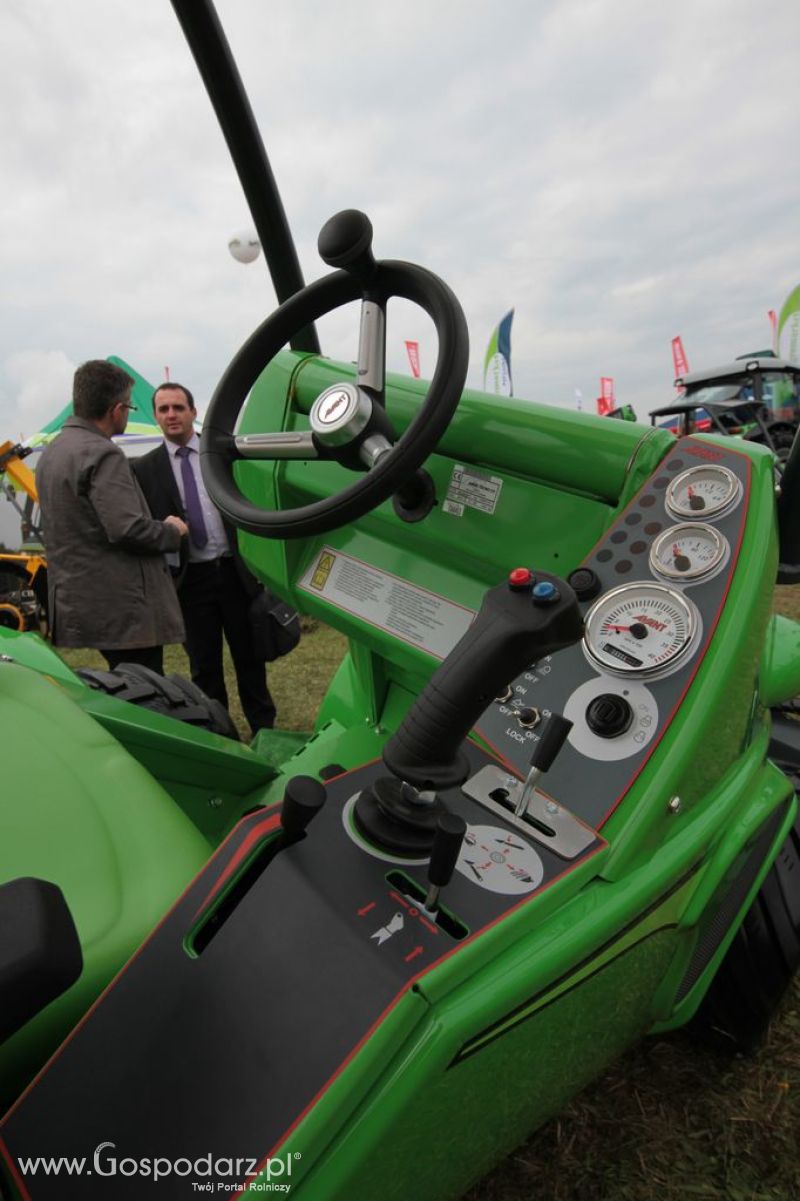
(445, 465, 503, 515)
(298, 548, 475, 660)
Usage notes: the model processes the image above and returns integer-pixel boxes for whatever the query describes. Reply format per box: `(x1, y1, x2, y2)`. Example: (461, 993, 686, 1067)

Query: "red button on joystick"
(508, 567, 534, 590)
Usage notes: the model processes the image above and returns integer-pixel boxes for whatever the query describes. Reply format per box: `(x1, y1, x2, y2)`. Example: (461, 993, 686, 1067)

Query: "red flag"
(671, 336, 689, 380)
(164, 366, 171, 381)
(596, 377, 615, 416)
(768, 310, 778, 353)
(405, 340, 420, 378)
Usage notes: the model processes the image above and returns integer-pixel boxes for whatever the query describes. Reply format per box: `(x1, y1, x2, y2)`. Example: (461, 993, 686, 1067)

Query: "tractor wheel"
(691, 808, 800, 1052)
(76, 663, 240, 741)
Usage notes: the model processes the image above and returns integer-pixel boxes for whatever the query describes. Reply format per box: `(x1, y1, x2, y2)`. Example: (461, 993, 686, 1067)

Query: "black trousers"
(179, 558, 276, 735)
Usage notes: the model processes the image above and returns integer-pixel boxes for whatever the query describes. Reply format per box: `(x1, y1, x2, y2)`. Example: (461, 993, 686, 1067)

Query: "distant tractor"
(650, 354, 800, 466)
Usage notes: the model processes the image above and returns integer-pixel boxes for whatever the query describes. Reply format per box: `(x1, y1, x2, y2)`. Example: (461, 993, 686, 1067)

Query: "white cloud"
(2, 349, 75, 439)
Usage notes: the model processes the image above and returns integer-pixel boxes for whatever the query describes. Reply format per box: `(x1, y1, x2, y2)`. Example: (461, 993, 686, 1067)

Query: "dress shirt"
(164, 433, 230, 562)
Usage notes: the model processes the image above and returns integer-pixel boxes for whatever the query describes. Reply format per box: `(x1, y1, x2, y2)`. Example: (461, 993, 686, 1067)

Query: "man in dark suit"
(133, 383, 276, 735)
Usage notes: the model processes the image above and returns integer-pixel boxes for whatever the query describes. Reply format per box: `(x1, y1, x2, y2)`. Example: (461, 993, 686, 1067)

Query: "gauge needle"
(605, 624, 631, 632)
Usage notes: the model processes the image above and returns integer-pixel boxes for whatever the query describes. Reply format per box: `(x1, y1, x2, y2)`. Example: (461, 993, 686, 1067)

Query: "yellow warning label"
(310, 551, 336, 591)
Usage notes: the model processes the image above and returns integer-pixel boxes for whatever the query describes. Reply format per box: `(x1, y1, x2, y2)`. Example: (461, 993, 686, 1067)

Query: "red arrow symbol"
(404, 946, 424, 963)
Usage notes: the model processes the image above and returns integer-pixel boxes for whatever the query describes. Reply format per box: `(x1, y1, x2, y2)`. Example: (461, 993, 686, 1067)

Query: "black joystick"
(317, 209, 378, 287)
(383, 569, 583, 790)
(425, 813, 467, 913)
(280, 775, 327, 841)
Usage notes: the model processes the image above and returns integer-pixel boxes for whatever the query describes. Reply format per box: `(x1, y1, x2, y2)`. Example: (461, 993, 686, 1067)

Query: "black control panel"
(474, 438, 752, 829)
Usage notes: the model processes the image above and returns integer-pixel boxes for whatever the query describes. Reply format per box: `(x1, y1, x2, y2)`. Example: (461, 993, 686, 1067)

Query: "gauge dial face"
(665, 465, 741, 520)
(649, 522, 728, 581)
(584, 582, 699, 678)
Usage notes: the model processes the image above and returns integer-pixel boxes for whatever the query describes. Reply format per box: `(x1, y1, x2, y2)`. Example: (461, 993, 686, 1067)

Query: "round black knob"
(281, 775, 327, 838)
(516, 706, 540, 728)
(567, 567, 602, 602)
(586, 694, 634, 738)
(318, 210, 377, 284)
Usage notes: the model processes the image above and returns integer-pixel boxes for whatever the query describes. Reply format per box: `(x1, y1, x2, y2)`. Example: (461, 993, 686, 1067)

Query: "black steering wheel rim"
(201, 257, 469, 539)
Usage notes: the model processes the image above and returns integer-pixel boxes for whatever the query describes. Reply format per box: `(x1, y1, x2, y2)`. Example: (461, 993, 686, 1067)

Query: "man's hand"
(165, 515, 189, 537)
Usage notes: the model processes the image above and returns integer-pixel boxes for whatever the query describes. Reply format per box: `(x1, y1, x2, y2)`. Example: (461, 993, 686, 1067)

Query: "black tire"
(692, 809, 800, 1052)
(76, 663, 240, 741)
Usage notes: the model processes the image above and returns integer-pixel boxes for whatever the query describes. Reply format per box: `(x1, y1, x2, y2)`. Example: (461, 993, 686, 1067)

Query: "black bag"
(248, 587, 301, 662)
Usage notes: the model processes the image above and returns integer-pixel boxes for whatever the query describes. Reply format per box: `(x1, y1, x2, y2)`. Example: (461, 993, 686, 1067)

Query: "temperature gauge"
(665, 464, 741, 520)
(584, 582, 699, 679)
(649, 523, 728, 581)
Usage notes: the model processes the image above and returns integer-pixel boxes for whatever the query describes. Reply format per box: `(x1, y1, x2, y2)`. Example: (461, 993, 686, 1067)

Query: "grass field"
(58, 593, 800, 1201)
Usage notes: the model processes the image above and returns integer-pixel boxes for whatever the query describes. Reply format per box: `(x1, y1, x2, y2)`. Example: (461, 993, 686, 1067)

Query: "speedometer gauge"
(649, 522, 728, 581)
(665, 464, 741, 520)
(584, 582, 699, 679)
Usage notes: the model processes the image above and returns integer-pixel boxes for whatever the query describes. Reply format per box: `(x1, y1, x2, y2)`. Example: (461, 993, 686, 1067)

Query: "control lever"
(515, 713, 573, 818)
(383, 569, 583, 790)
(425, 813, 467, 913)
(280, 776, 327, 842)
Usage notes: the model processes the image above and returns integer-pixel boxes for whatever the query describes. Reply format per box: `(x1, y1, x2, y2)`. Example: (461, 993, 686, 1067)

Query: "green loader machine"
(2, 3, 800, 1198)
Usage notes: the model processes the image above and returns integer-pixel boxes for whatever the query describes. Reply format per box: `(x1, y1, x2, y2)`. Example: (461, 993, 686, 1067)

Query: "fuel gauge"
(649, 523, 728, 582)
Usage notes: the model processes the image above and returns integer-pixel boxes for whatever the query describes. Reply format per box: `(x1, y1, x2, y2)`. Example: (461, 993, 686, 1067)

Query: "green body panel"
(761, 611, 800, 706)
(0, 660, 210, 1107)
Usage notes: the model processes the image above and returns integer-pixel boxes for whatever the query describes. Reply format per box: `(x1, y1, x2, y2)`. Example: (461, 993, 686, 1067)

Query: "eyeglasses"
(116, 402, 135, 411)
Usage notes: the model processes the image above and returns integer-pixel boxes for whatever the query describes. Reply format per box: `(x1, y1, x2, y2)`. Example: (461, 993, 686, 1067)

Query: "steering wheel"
(201, 210, 469, 539)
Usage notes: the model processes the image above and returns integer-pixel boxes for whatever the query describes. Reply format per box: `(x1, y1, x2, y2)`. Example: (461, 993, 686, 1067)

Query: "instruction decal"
(298, 548, 475, 659)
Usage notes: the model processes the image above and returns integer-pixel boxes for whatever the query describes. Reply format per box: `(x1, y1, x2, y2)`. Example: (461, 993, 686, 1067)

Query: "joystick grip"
(383, 572, 583, 789)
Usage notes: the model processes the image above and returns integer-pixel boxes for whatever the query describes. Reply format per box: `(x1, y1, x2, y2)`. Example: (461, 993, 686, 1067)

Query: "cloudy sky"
(1, 0, 798, 452)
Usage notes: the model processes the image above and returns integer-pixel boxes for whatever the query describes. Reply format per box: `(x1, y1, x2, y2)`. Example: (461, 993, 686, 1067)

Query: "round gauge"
(649, 522, 728, 581)
(665, 464, 741, 520)
(584, 582, 699, 678)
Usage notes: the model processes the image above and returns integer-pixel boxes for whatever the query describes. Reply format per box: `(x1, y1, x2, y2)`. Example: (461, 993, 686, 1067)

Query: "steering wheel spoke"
(234, 431, 319, 461)
(356, 300, 386, 405)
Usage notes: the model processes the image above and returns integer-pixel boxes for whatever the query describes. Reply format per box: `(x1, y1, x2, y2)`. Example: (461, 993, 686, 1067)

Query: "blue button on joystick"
(532, 580, 559, 604)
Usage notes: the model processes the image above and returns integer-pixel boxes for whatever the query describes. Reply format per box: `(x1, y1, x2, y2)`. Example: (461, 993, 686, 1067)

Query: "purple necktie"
(175, 446, 208, 549)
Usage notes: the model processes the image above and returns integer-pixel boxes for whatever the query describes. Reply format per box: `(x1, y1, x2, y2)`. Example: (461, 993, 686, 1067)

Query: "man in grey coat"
(36, 359, 188, 673)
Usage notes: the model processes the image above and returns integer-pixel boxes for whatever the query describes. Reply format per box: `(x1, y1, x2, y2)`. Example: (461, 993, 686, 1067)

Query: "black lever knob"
(529, 713, 573, 772)
(280, 776, 327, 839)
(425, 812, 467, 912)
(514, 712, 573, 819)
(428, 812, 467, 888)
(318, 209, 377, 285)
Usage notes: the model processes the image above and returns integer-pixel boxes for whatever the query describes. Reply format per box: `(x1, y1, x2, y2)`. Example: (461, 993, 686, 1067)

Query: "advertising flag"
(671, 336, 689, 380)
(404, 340, 421, 379)
(767, 310, 778, 354)
(596, 377, 615, 416)
(574, 387, 583, 412)
(483, 309, 514, 396)
(777, 286, 800, 364)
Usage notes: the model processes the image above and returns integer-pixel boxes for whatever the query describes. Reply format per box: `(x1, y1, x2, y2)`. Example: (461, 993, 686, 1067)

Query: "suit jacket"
(132, 443, 261, 600)
(36, 417, 185, 649)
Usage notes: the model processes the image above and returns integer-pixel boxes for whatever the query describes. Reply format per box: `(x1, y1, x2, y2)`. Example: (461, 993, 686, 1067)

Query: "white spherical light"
(228, 231, 261, 264)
